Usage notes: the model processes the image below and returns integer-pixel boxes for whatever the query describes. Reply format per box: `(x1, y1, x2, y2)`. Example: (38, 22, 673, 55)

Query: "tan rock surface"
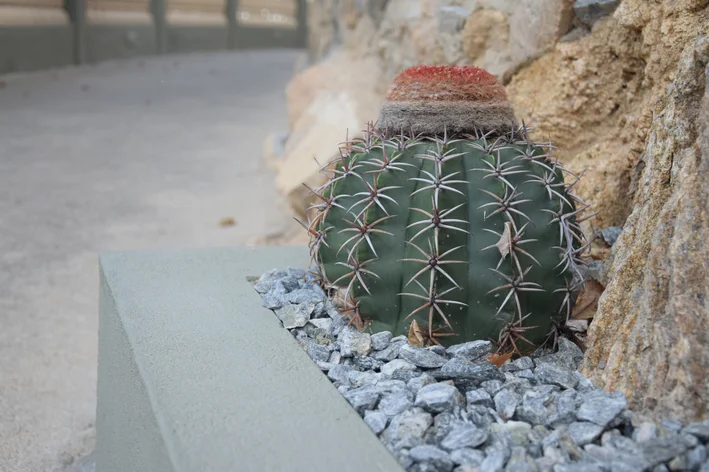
(581, 36, 709, 423)
(508, 2, 709, 229)
(461, 0, 575, 80)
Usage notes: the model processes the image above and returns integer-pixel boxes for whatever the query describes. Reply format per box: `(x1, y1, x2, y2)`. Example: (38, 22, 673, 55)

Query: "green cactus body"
(302, 66, 589, 352)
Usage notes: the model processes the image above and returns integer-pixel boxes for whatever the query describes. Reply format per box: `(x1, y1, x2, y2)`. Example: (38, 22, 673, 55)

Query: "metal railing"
(0, 0, 306, 72)
(66, 0, 306, 63)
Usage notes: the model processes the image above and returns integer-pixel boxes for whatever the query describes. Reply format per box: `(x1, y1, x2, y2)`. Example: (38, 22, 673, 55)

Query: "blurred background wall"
(0, 0, 307, 73)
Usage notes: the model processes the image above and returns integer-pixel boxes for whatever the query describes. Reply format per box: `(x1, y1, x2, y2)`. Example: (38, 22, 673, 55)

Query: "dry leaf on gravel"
(408, 320, 425, 347)
(488, 352, 513, 367)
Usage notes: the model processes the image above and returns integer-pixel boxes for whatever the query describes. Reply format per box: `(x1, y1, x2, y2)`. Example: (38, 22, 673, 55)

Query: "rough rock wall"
(306, 0, 577, 92)
(509, 1, 709, 230)
(268, 0, 709, 421)
(581, 36, 709, 423)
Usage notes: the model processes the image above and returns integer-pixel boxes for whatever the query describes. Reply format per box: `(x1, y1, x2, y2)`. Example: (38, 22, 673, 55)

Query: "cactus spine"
(300, 66, 591, 353)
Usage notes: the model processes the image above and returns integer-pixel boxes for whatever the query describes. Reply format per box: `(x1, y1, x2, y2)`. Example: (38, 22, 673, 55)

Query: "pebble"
(348, 370, 382, 387)
(493, 388, 520, 420)
(440, 424, 489, 450)
(343, 385, 381, 414)
(481, 379, 506, 396)
(256, 268, 709, 472)
(399, 344, 448, 368)
(465, 389, 493, 408)
(286, 286, 325, 305)
(373, 338, 406, 361)
(327, 364, 353, 384)
(339, 326, 372, 357)
(480, 446, 509, 471)
(576, 390, 628, 428)
(306, 317, 333, 335)
(490, 421, 532, 447)
(371, 331, 393, 350)
(600, 225, 623, 246)
(352, 355, 383, 371)
(634, 421, 658, 442)
(505, 446, 534, 472)
(684, 421, 709, 442)
(307, 343, 331, 365)
(273, 302, 312, 328)
(382, 359, 417, 377)
(686, 445, 708, 469)
(640, 434, 697, 467)
(408, 374, 437, 392)
(535, 363, 578, 390)
(446, 340, 492, 362)
(381, 408, 433, 444)
(378, 379, 409, 392)
(259, 279, 288, 308)
(364, 410, 389, 434)
(450, 447, 485, 466)
(408, 445, 454, 472)
(439, 357, 505, 385)
(415, 383, 465, 413)
(501, 355, 535, 373)
(379, 389, 415, 417)
(568, 422, 604, 446)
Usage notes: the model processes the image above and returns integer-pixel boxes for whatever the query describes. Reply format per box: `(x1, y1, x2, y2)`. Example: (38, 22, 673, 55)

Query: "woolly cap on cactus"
(377, 65, 518, 137)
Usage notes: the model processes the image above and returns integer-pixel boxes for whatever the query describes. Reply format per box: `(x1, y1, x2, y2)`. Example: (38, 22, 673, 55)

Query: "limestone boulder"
(274, 53, 384, 218)
(461, 0, 576, 81)
(581, 36, 709, 423)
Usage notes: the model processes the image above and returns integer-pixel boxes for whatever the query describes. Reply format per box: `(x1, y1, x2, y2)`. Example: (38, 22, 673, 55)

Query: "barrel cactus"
(299, 65, 592, 353)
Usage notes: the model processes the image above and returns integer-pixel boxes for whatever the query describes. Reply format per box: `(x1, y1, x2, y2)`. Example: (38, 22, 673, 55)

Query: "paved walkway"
(0, 50, 300, 472)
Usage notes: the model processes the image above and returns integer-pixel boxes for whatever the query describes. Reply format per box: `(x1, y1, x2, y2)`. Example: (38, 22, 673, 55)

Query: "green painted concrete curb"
(96, 246, 404, 472)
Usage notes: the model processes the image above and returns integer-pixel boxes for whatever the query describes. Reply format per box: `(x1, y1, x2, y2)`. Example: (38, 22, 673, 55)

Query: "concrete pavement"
(0, 49, 301, 472)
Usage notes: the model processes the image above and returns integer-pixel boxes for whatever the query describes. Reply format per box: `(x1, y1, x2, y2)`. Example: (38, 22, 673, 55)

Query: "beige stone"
(507, 2, 708, 230)
(582, 36, 709, 423)
(284, 60, 331, 132)
(276, 89, 360, 217)
(461, 9, 510, 63)
(460, 0, 575, 80)
(275, 53, 384, 217)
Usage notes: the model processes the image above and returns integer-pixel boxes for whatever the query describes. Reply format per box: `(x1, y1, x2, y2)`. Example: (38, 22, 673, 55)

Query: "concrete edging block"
(96, 246, 403, 472)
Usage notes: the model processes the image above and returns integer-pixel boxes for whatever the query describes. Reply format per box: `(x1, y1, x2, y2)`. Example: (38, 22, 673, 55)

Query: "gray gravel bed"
(255, 268, 709, 472)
